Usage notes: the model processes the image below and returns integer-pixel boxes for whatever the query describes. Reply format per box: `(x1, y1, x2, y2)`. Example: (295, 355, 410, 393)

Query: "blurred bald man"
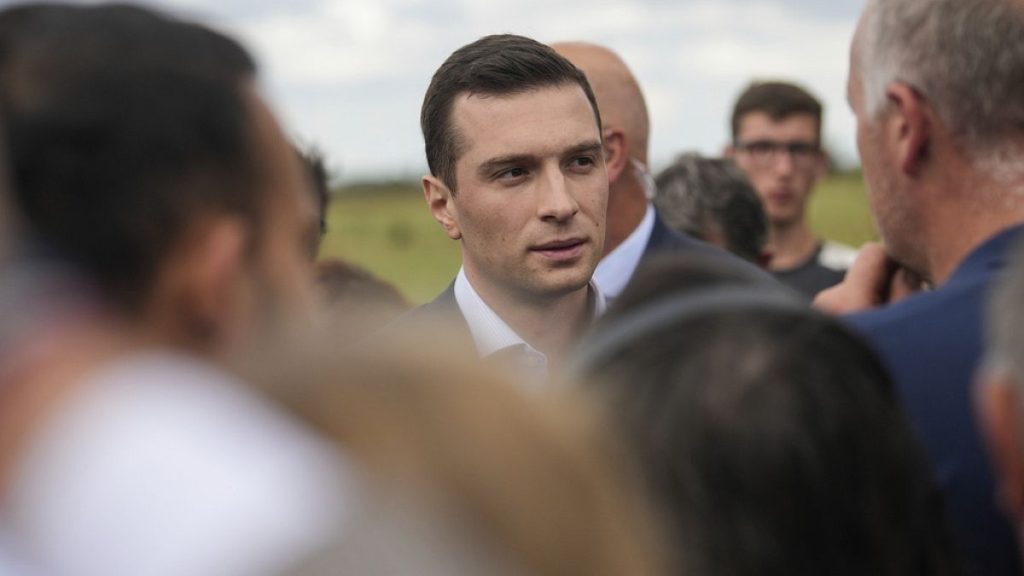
(552, 42, 748, 302)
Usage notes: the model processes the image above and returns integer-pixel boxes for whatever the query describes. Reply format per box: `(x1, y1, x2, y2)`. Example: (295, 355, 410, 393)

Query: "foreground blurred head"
(0, 3, 319, 357)
(577, 254, 957, 575)
(263, 329, 667, 576)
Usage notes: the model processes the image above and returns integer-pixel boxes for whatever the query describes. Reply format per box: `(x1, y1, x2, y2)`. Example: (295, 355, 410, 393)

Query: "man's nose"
(538, 169, 579, 222)
(772, 148, 797, 175)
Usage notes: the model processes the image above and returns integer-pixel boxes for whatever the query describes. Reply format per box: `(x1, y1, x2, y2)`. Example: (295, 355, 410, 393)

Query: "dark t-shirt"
(772, 241, 856, 299)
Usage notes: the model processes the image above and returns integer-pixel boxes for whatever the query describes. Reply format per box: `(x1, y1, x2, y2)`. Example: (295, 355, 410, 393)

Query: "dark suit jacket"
(391, 281, 463, 328)
(411, 281, 459, 321)
(644, 209, 716, 257)
(847, 224, 1024, 576)
(633, 210, 780, 288)
(383, 281, 479, 360)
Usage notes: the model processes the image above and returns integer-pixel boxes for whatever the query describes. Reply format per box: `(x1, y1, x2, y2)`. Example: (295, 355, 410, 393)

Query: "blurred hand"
(814, 242, 924, 314)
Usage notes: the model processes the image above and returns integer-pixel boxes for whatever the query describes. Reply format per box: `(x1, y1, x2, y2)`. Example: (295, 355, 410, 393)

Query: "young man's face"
(731, 112, 827, 230)
(436, 83, 608, 304)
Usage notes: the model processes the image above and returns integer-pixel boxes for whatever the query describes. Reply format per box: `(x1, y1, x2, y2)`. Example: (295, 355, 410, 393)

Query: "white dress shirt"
(453, 268, 605, 383)
(5, 351, 355, 576)
(593, 203, 655, 301)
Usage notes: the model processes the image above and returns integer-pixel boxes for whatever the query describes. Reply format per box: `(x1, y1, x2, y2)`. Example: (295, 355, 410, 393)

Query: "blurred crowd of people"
(1, 1, 1024, 575)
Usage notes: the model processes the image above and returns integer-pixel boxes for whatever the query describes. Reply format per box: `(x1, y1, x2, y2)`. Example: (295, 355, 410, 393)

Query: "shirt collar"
(453, 267, 606, 359)
(593, 203, 655, 300)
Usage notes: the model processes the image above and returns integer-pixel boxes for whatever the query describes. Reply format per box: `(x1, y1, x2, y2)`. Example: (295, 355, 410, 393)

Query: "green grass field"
(320, 174, 877, 304)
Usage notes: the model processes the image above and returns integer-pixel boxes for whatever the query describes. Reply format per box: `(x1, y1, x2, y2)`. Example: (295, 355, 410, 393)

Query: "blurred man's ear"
(979, 372, 1024, 522)
(603, 128, 629, 185)
(423, 175, 462, 240)
(148, 216, 251, 353)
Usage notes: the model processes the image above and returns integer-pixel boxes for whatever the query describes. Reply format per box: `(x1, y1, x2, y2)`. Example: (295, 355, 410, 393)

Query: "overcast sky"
(106, 0, 863, 180)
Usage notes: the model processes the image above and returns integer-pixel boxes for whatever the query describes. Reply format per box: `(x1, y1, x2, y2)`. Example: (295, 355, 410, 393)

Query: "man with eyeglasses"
(726, 81, 857, 298)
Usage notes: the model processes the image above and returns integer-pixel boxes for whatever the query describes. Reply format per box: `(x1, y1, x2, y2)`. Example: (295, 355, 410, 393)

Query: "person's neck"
(466, 269, 593, 362)
(921, 175, 1024, 285)
(0, 313, 128, 501)
(767, 219, 819, 271)
(603, 177, 648, 257)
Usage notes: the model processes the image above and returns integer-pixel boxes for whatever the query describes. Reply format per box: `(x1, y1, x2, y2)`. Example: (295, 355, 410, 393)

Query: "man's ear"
(884, 82, 932, 178)
(723, 143, 736, 159)
(603, 128, 630, 185)
(187, 218, 251, 344)
(423, 175, 461, 240)
(151, 216, 250, 351)
(978, 372, 1024, 522)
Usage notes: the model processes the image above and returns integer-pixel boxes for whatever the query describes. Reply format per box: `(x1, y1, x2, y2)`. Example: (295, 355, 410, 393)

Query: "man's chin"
(768, 213, 802, 229)
(521, 273, 592, 303)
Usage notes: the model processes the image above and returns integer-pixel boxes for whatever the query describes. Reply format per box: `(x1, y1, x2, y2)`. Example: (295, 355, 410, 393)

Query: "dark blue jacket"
(848, 224, 1024, 576)
(644, 210, 720, 259)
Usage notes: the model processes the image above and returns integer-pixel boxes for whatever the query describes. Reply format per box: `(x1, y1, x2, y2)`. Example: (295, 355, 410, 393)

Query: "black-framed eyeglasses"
(733, 139, 821, 168)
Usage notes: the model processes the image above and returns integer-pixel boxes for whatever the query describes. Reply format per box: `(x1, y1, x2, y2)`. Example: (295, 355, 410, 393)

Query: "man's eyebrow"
(475, 140, 605, 177)
(563, 140, 603, 158)
(477, 154, 535, 177)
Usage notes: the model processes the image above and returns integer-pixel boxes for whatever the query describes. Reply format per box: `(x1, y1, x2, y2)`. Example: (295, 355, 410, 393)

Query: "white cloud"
(138, 0, 864, 178)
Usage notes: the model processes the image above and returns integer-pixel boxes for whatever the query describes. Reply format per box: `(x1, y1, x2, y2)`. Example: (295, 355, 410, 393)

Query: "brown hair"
(730, 81, 823, 142)
(421, 34, 601, 193)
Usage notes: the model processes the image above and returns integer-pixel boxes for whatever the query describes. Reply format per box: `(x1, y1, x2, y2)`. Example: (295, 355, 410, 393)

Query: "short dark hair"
(0, 3, 260, 311)
(731, 81, 823, 142)
(578, 254, 959, 576)
(420, 34, 601, 193)
(654, 153, 767, 263)
(297, 144, 329, 246)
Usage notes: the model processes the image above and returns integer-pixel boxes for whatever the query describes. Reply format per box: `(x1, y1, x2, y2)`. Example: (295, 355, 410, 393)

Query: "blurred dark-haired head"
(577, 253, 959, 576)
(314, 258, 409, 342)
(0, 3, 320, 353)
(654, 153, 768, 265)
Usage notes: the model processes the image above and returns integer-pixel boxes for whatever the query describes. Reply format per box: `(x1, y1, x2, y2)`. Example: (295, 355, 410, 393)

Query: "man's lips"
(533, 238, 585, 250)
(531, 238, 587, 260)
(767, 189, 795, 203)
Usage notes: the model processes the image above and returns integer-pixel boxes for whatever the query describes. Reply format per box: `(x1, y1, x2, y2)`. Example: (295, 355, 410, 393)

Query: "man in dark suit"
(414, 35, 609, 377)
(816, 0, 1024, 572)
(551, 42, 722, 303)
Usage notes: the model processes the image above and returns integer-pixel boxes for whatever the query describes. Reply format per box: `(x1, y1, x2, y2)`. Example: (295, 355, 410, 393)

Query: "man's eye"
(497, 167, 527, 180)
(747, 142, 775, 155)
(569, 156, 596, 170)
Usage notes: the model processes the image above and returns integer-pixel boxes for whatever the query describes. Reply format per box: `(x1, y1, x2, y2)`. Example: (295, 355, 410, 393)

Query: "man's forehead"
(736, 112, 819, 140)
(451, 84, 600, 160)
